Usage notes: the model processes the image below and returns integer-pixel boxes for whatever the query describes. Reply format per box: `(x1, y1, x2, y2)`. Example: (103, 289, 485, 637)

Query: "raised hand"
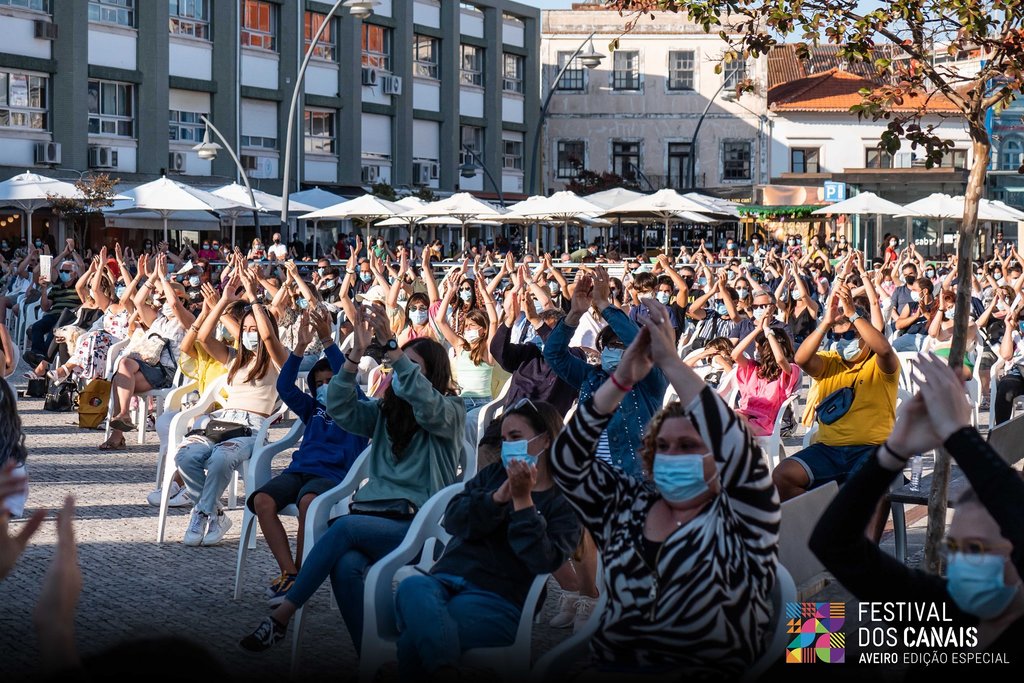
(613, 325, 655, 388)
(364, 303, 393, 344)
(0, 462, 47, 581)
(569, 274, 594, 319)
(310, 305, 333, 341)
(639, 296, 679, 363)
(506, 459, 538, 502)
(294, 310, 314, 354)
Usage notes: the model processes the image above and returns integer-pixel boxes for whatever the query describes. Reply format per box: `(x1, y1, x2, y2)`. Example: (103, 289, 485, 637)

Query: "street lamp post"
(460, 146, 505, 208)
(280, 0, 379, 229)
(193, 115, 261, 241)
(687, 81, 728, 192)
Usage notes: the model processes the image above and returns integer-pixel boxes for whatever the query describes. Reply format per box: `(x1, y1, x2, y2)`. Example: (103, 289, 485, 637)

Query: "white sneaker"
(147, 481, 191, 508)
(572, 595, 597, 633)
(549, 590, 580, 628)
(184, 508, 210, 546)
(202, 509, 233, 546)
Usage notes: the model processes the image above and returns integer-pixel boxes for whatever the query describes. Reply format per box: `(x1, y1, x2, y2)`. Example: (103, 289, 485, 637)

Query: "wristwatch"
(848, 311, 862, 324)
(383, 338, 399, 351)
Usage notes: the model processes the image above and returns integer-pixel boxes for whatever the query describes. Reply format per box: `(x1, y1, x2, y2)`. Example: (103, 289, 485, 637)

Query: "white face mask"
(464, 329, 481, 343)
(161, 303, 175, 318)
(944, 308, 955, 320)
(241, 331, 259, 351)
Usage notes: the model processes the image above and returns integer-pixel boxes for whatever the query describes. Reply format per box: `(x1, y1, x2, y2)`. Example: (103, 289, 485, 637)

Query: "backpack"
(44, 379, 77, 412)
(78, 378, 111, 429)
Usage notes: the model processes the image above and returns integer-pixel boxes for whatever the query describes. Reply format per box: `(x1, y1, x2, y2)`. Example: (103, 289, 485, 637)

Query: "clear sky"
(523, 0, 576, 9)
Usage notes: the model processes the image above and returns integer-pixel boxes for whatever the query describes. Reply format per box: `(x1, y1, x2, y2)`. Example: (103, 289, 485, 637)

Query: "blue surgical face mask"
(459, 289, 473, 302)
(115, 285, 126, 299)
(189, 275, 201, 288)
(297, 297, 309, 310)
(697, 277, 707, 287)
(315, 384, 329, 405)
(500, 433, 543, 469)
(835, 338, 861, 361)
(715, 302, 728, 316)
(600, 347, 623, 374)
(791, 290, 802, 301)
(655, 291, 671, 305)
(752, 306, 768, 321)
(534, 299, 545, 314)
(946, 553, 1018, 620)
(241, 331, 259, 351)
(318, 267, 326, 277)
(547, 281, 560, 294)
(409, 309, 429, 325)
(359, 272, 373, 283)
(653, 453, 710, 503)
(736, 288, 749, 299)
(59, 271, 72, 283)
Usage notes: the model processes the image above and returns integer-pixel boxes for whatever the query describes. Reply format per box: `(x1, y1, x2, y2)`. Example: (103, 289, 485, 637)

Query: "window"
(460, 44, 483, 87)
(556, 52, 584, 91)
(240, 134, 276, 149)
(865, 148, 894, 168)
(613, 51, 640, 91)
(362, 24, 392, 72)
(790, 148, 820, 174)
(668, 142, 692, 188)
(503, 138, 523, 170)
(461, 125, 483, 161)
(169, 109, 206, 142)
(241, 0, 276, 52)
(413, 34, 439, 80)
(668, 50, 695, 91)
(722, 141, 752, 180)
(89, 0, 133, 26)
(939, 148, 968, 169)
(0, 0, 50, 12)
(503, 53, 524, 94)
(0, 72, 48, 130)
(87, 80, 134, 137)
(1000, 140, 1022, 171)
(723, 58, 747, 89)
(304, 11, 335, 61)
(304, 110, 336, 155)
(169, 0, 209, 40)
(556, 140, 585, 178)
(612, 141, 640, 179)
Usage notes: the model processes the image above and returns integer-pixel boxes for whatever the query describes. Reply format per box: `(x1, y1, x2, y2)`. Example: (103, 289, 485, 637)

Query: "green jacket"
(325, 354, 464, 508)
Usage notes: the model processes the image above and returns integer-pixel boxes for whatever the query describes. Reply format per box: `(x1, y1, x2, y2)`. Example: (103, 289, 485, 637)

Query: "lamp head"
(460, 162, 478, 179)
(579, 39, 603, 69)
(191, 128, 222, 161)
(344, 0, 379, 19)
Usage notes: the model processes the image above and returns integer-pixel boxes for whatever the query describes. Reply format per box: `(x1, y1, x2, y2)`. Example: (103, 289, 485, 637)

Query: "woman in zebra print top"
(550, 297, 781, 679)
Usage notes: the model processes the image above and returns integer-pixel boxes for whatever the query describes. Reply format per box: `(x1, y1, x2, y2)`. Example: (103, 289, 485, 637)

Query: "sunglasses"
(827, 330, 857, 342)
(509, 397, 538, 414)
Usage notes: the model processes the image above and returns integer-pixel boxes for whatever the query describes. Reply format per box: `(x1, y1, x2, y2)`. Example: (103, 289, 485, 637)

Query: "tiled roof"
(768, 67, 960, 113)
(767, 44, 899, 89)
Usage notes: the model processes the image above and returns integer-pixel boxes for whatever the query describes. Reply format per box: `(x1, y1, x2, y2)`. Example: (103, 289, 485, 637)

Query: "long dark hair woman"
(241, 303, 465, 654)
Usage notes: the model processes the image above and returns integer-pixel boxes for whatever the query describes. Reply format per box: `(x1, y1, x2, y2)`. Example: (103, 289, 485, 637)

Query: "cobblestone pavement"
(1, 370, 945, 681)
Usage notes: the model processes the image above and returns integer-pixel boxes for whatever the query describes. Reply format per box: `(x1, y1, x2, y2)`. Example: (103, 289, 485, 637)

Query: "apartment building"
(540, 4, 768, 200)
(0, 0, 540, 206)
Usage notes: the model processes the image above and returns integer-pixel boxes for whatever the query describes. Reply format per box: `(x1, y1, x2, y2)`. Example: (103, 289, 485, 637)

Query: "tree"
(370, 181, 397, 201)
(603, 0, 1024, 572)
(47, 174, 120, 250)
(567, 169, 640, 195)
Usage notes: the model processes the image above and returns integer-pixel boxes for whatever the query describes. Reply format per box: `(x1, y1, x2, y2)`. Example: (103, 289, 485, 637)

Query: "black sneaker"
(240, 617, 287, 653)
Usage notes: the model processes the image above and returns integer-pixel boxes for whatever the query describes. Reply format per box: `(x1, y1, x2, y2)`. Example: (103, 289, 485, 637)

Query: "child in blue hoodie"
(247, 308, 368, 606)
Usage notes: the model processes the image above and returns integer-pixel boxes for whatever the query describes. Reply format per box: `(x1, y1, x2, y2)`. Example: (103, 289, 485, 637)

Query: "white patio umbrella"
(0, 170, 130, 242)
(600, 188, 716, 251)
(894, 193, 1011, 256)
(583, 188, 646, 210)
(508, 191, 605, 253)
(107, 177, 247, 242)
(211, 183, 317, 248)
(398, 193, 504, 251)
(990, 199, 1024, 221)
(813, 191, 915, 256)
(299, 194, 407, 256)
(683, 192, 741, 218)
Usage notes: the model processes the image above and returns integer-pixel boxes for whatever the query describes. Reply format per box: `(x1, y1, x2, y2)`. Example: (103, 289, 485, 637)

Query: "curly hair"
(638, 401, 688, 476)
(0, 379, 27, 467)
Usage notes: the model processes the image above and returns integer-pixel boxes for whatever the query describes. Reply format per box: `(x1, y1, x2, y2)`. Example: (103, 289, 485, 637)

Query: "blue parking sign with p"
(824, 181, 846, 202)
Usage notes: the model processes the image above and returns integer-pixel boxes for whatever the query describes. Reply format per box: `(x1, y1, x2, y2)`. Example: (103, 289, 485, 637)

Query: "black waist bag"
(187, 419, 253, 444)
(349, 498, 418, 520)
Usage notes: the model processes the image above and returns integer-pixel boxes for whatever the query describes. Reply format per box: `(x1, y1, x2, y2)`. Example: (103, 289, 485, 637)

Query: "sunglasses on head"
(509, 397, 539, 414)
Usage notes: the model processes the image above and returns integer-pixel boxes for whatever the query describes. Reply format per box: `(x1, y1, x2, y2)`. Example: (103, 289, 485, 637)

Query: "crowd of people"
(1, 227, 1023, 679)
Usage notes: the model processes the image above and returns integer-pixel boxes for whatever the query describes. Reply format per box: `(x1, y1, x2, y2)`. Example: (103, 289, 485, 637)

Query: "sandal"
(98, 438, 127, 451)
(109, 417, 138, 433)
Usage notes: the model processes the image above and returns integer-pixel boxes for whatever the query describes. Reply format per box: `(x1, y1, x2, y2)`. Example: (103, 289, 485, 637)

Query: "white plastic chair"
(153, 379, 200, 486)
(18, 299, 41, 353)
(756, 391, 800, 472)
(233, 418, 307, 600)
(988, 356, 1024, 430)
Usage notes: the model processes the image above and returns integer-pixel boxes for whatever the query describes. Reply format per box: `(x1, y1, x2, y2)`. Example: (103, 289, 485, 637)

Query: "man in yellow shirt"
(773, 283, 899, 501)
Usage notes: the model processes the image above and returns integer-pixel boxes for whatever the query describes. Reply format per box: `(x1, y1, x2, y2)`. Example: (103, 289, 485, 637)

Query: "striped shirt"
(550, 387, 780, 679)
(46, 283, 81, 312)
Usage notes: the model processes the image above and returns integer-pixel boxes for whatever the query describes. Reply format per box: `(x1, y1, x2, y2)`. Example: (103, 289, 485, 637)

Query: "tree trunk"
(923, 136, 989, 573)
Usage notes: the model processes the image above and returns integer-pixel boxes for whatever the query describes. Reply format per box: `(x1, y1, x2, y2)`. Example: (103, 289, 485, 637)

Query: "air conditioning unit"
(168, 151, 187, 173)
(34, 141, 61, 166)
(382, 75, 402, 96)
(412, 162, 431, 186)
(361, 67, 378, 87)
(361, 165, 380, 184)
(34, 20, 58, 40)
(88, 145, 117, 169)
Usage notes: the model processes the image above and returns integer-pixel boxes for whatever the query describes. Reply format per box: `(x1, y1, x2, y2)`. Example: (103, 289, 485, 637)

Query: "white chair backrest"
(778, 483, 838, 587)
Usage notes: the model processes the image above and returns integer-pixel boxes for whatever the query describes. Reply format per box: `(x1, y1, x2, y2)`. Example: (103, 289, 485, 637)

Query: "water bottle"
(909, 455, 923, 492)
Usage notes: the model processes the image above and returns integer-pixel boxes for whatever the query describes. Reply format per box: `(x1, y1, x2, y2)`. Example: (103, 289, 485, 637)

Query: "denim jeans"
(284, 513, 412, 652)
(174, 409, 264, 516)
(395, 573, 521, 679)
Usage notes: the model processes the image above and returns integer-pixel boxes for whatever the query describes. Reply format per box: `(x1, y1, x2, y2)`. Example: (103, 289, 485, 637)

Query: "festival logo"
(785, 602, 846, 663)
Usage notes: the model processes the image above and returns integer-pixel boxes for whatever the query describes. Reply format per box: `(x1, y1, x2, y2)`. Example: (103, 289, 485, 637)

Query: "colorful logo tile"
(785, 602, 846, 664)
